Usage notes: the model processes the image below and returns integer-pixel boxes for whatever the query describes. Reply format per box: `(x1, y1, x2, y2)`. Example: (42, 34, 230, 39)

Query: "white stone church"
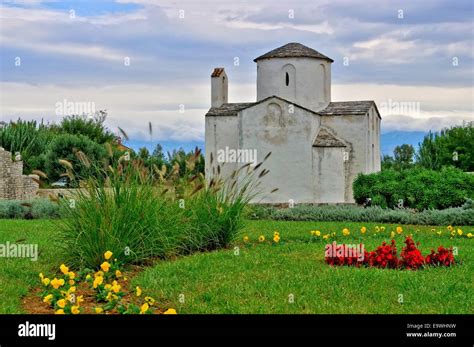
(205, 43, 381, 204)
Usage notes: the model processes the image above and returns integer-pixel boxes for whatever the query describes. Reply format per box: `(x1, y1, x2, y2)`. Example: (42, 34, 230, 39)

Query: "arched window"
(281, 64, 296, 99)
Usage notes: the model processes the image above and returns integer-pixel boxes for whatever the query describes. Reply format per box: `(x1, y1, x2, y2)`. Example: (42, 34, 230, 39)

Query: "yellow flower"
(106, 292, 114, 301)
(59, 264, 69, 275)
(68, 286, 76, 293)
(243, 236, 249, 243)
(94, 270, 104, 278)
(145, 296, 155, 305)
(140, 303, 149, 314)
(375, 226, 380, 232)
(396, 226, 403, 234)
(71, 306, 80, 314)
(55, 309, 65, 315)
(360, 227, 367, 234)
(274, 231, 280, 236)
(85, 274, 92, 281)
(136, 286, 142, 297)
(310, 230, 315, 236)
(437, 231, 442, 236)
(76, 295, 84, 305)
(342, 228, 350, 236)
(93, 276, 104, 289)
(322, 234, 329, 240)
(42, 278, 50, 286)
(51, 278, 65, 289)
(390, 231, 395, 238)
(273, 234, 280, 243)
(451, 231, 456, 237)
(57, 299, 66, 309)
(115, 270, 122, 278)
(258, 235, 265, 242)
(457, 229, 463, 236)
(100, 261, 110, 272)
(104, 251, 113, 260)
(39, 272, 44, 280)
(380, 226, 386, 232)
(94, 307, 103, 314)
(315, 230, 321, 237)
(447, 225, 453, 231)
(163, 308, 177, 315)
(112, 283, 121, 294)
(467, 233, 473, 238)
(69, 280, 75, 286)
(43, 294, 53, 304)
(104, 284, 112, 291)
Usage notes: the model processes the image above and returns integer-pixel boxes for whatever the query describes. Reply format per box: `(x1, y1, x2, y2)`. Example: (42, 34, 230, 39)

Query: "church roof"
(254, 43, 334, 62)
(206, 102, 256, 117)
(318, 101, 378, 117)
(205, 98, 379, 118)
(205, 96, 321, 117)
(313, 128, 347, 147)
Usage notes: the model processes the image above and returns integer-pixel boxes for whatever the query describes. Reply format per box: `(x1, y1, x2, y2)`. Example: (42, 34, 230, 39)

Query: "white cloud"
(1, 81, 472, 142)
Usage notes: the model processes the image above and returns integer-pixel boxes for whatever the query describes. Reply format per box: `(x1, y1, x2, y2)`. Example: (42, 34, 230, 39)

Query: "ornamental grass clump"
(54, 145, 272, 268)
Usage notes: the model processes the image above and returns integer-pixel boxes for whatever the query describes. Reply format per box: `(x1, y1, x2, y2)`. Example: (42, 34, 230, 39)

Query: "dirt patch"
(21, 265, 170, 314)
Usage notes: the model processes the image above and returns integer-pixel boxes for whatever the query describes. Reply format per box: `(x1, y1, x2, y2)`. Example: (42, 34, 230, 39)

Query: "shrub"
(44, 133, 107, 183)
(353, 167, 474, 210)
(248, 204, 474, 226)
(0, 199, 59, 219)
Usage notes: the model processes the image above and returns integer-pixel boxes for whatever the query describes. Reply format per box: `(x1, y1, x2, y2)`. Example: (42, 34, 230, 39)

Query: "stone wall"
(0, 147, 39, 200)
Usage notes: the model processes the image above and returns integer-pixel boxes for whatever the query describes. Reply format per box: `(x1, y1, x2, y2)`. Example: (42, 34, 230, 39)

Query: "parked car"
(51, 177, 70, 188)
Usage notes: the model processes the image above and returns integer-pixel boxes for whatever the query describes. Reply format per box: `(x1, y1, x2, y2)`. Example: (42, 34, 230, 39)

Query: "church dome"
(254, 42, 333, 62)
(255, 43, 332, 111)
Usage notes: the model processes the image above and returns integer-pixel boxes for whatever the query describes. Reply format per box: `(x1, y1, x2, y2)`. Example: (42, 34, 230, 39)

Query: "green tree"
(393, 144, 415, 169)
(417, 124, 474, 171)
(59, 111, 115, 144)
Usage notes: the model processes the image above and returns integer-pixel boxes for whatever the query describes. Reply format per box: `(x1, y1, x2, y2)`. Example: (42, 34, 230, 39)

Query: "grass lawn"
(0, 220, 59, 313)
(0, 219, 472, 314)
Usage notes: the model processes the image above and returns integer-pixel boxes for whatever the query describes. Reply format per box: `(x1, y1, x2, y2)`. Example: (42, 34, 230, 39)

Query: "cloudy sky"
(1, 0, 473, 151)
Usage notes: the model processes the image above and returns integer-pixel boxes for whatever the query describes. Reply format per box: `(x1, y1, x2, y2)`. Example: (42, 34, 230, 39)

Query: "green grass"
(0, 220, 60, 313)
(0, 219, 472, 314)
(133, 220, 474, 314)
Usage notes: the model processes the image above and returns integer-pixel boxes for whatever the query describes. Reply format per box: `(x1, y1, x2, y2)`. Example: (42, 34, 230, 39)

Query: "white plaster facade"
(205, 43, 381, 204)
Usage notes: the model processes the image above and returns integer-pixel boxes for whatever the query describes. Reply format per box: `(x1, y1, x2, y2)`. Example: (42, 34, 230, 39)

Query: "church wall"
(320, 115, 368, 203)
(313, 147, 346, 203)
(256, 57, 331, 112)
(205, 115, 239, 181)
(239, 98, 320, 204)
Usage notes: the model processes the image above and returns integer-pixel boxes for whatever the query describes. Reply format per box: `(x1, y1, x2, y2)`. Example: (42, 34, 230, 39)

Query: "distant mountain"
(381, 131, 427, 156)
(125, 131, 428, 158)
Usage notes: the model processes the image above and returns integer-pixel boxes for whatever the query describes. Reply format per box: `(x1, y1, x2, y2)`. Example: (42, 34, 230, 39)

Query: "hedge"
(353, 167, 474, 210)
(248, 203, 474, 226)
(0, 199, 60, 219)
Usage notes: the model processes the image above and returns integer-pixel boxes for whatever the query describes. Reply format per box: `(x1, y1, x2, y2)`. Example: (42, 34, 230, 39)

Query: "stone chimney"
(211, 67, 228, 107)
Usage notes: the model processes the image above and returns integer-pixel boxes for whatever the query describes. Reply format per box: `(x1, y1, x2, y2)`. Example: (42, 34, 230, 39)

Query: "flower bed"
(38, 251, 177, 314)
(325, 236, 455, 270)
